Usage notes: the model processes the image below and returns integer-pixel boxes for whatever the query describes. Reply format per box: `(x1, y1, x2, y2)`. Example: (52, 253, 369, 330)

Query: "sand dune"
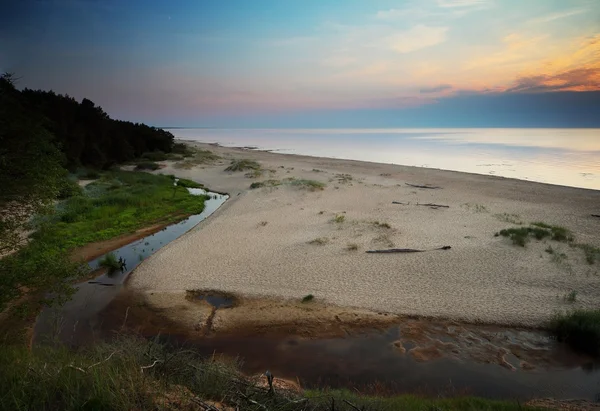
(128, 142, 600, 326)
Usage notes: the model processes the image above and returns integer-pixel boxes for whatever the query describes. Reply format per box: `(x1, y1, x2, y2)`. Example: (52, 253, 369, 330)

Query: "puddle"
(189, 291, 237, 309)
(33, 188, 229, 345)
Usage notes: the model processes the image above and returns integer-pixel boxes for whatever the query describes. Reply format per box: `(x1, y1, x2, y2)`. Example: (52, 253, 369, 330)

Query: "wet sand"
(129, 142, 600, 327)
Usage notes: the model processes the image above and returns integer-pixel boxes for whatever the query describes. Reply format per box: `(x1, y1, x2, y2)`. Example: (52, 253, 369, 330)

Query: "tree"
(0, 73, 66, 254)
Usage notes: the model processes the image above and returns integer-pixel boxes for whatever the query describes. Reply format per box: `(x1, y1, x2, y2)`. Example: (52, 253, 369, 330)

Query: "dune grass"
(225, 159, 261, 172)
(496, 223, 573, 247)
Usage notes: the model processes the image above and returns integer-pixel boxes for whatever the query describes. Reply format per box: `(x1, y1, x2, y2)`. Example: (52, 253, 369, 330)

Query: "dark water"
(164, 326, 600, 401)
(33, 189, 229, 344)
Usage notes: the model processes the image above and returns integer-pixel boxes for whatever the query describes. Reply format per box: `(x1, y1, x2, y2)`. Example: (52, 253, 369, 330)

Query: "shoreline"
(128, 141, 600, 328)
(180, 138, 600, 194)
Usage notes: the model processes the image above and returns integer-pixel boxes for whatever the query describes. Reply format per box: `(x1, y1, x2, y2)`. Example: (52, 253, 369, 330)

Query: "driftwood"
(366, 246, 451, 254)
(417, 203, 449, 208)
(406, 183, 442, 189)
(392, 201, 449, 208)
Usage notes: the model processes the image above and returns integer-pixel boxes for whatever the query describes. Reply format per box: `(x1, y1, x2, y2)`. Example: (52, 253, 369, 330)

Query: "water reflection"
(173, 128, 600, 190)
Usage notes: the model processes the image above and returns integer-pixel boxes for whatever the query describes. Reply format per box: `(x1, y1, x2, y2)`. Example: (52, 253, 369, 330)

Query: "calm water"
(171, 128, 600, 190)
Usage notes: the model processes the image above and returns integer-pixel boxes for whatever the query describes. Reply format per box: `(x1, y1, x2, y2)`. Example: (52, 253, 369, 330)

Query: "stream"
(33, 188, 229, 345)
(32, 187, 600, 402)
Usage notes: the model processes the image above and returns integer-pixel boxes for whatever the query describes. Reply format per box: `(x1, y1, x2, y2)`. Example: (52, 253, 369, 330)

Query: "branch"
(140, 359, 163, 372)
(88, 351, 117, 370)
(343, 399, 362, 411)
(406, 183, 441, 189)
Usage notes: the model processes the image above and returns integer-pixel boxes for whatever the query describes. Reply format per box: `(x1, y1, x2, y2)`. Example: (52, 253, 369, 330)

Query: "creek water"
(33, 188, 229, 345)
(31, 185, 600, 402)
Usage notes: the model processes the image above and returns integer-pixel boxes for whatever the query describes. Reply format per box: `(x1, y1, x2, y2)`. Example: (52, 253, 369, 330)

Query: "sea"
(169, 128, 600, 191)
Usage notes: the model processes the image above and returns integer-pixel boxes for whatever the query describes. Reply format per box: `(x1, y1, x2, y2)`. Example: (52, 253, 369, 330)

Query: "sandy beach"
(128, 142, 600, 327)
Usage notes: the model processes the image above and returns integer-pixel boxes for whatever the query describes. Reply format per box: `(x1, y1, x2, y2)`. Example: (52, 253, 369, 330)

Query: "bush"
(225, 159, 260, 172)
(57, 177, 83, 200)
(141, 151, 168, 161)
(135, 161, 160, 171)
(549, 310, 600, 356)
(98, 252, 121, 274)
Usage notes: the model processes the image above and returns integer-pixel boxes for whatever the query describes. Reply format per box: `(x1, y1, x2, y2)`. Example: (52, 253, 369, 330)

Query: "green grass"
(301, 294, 314, 303)
(171, 142, 196, 157)
(287, 178, 326, 191)
(0, 171, 208, 313)
(98, 252, 121, 274)
(575, 243, 600, 265)
(225, 159, 261, 172)
(134, 161, 160, 171)
(44, 171, 209, 249)
(175, 177, 204, 189)
(496, 224, 573, 247)
(549, 309, 600, 356)
(250, 179, 281, 189)
(141, 150, 168, 161)
(0, 336, 538, 411)
(333, 214, 345, 223)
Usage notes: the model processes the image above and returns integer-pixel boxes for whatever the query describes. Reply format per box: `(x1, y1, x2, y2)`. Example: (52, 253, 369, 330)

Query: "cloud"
(388, 25, 448, 53)
(528, 8, 587, 24)
(506, 68, 600, 93)
(420, 84, 453, 93)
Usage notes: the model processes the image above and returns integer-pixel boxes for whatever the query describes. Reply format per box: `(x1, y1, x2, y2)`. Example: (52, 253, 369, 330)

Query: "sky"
(2, 0, 600, 127)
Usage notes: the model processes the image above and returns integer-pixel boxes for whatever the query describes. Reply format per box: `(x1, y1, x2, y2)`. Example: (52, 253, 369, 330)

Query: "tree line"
(0, 72, 175, 253)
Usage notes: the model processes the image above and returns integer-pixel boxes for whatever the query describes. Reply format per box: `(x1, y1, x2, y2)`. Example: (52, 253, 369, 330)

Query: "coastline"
(128, 141, 600, 328)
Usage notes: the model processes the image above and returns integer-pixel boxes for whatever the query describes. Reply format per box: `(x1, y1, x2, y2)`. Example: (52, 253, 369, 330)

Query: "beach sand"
(128, 142, 600, 327)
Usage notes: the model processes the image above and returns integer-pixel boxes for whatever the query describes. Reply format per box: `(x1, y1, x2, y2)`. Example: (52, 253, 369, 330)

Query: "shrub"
(549, 310, 600, 356)
(302, 294, 314, 303)
(225, 159, 260, 172)
(333, 214, 345, 223)
(98, 253, 121, 274)
(135, 161, 160, 171)
(141, 151, 168, 161)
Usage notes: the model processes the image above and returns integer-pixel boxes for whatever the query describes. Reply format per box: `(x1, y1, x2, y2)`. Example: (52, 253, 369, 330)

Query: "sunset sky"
(3, 0, 600, 126)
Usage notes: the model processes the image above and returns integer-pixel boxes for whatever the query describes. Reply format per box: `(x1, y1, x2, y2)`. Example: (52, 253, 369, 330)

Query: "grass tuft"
(347, 243, 359, 251)
(173, 149, 221, 169)
(498, 223, 573, 247)
(250, 179, 281, 189)
(135, 161, 160, 171)
(301, 294, 314, 303)
(333, 214, 345, 223)
(98, 252, 121, 274)
(288, 179, 326, 191)
(308, 237, 328, 245)
(225, 159, 260, 172)
(549, 309, 600, 356)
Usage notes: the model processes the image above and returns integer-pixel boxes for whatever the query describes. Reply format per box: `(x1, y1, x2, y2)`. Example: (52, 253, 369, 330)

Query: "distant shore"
(129, 141, 600, 327)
